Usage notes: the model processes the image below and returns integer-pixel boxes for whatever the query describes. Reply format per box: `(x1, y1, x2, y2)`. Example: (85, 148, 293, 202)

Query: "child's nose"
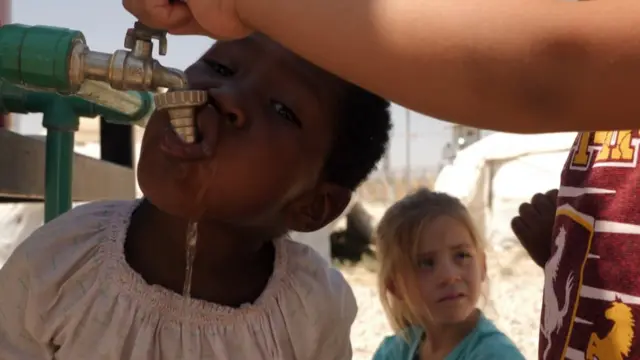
(437, 261, 461, 285)
(207, 88, 248, 129)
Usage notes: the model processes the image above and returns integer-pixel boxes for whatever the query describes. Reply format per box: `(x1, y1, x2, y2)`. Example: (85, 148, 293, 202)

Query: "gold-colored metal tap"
(66, 21, 206, 144)
(68, 22, 187, 91)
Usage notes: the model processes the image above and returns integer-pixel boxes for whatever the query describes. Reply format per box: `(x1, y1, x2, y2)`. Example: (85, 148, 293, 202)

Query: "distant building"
(452, 125, 482, 151)
(441, 143, 456, 165)
(439, 125, 483, 171)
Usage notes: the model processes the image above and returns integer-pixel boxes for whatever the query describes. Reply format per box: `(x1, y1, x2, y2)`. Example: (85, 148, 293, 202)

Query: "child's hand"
(510, 189, 558, 268)
(122, 0, 252, 38)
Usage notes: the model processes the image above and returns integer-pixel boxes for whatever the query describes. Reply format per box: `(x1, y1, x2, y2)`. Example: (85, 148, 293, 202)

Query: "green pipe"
(0, 24, 82, 93)
(43, 124, 75, 222)
(0, 80, 153, 221)
(41, 98, 78, 222)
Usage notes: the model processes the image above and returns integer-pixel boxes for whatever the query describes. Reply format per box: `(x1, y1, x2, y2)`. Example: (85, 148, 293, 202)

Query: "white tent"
(434, 132, 577, 249)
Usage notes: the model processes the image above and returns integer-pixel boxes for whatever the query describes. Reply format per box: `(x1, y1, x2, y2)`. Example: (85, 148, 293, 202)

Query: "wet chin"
(138, 175, 271, 223)
(137, 175, 204, 220)
(148, 194, 203, 219)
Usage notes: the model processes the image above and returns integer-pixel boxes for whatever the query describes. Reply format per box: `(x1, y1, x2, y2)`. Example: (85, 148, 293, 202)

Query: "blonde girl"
(372, 189, 524, 360)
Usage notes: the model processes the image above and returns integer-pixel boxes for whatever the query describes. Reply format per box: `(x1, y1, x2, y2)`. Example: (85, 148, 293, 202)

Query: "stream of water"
(182, 221, 199, 307)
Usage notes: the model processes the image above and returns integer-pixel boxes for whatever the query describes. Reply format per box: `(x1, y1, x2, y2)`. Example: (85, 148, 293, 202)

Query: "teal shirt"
(372, 312, 525, 360)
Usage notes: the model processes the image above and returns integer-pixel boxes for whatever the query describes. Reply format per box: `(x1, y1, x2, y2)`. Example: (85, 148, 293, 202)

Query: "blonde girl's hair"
(374, 188, 485, 337)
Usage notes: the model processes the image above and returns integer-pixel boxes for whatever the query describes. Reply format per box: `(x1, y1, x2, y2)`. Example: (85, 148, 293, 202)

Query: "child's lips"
(160, 106, 218, 160)
(438, 293, 465, 302)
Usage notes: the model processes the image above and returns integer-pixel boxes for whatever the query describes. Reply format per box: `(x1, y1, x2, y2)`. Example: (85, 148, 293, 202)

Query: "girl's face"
(413, 216, 484, 325)
(137, 36, 346, 226)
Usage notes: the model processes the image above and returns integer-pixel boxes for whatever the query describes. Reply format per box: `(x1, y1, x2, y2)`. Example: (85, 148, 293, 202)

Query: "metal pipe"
(74, 80, 154, 127)
(76, 80, 144, 116)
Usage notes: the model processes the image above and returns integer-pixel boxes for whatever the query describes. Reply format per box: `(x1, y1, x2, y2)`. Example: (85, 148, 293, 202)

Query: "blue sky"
(11, 0, 477, 172)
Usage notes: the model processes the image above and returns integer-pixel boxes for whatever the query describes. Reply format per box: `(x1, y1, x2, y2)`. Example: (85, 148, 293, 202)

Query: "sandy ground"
(342, 245, 544, 360)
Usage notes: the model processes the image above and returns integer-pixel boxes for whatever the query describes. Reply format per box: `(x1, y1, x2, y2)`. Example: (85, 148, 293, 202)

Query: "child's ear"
(284, 183, 351, 233)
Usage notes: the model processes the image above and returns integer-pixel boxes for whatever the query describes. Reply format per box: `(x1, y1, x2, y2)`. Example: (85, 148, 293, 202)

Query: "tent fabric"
(434, 132, 577, 249)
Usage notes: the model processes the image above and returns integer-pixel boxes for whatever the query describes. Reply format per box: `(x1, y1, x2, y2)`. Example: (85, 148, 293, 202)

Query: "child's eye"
(417, 258, 434, 269)
(204, 59, 235, 77)
(455, 251, 472, 261)
(271, 100, 302, 127)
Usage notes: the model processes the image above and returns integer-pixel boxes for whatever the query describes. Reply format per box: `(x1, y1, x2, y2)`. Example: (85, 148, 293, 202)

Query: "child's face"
(414, 216, 484, 325)
(137, 35, 350, 229)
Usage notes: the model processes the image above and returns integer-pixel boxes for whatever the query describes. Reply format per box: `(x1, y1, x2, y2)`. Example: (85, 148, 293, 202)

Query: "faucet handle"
(124, 21, 169, 56)
(124, 29, 136, 50)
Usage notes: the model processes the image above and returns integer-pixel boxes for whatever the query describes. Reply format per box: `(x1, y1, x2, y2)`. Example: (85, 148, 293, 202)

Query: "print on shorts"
(540, 204, 594, 360)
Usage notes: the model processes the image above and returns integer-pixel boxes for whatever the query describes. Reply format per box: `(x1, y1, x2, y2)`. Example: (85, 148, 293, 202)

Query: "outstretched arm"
(238, 0, 640, 133)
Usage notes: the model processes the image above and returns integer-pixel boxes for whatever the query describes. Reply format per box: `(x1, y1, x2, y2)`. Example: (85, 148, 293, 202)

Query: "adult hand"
(122, 0, 252, 39)
(511, 189, 558, 269)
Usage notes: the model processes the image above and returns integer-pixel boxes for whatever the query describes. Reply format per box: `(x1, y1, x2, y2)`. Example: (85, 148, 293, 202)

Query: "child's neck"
(124, 200, 278, 307)
(419, 309, 480, 359)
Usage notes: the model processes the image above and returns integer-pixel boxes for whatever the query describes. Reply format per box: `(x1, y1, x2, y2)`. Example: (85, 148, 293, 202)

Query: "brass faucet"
(67, 21, 206, 143)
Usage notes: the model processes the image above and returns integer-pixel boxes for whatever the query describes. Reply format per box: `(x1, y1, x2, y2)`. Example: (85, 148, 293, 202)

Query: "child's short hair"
(374, 188, 485, 334)
(322, 83, 391, 190)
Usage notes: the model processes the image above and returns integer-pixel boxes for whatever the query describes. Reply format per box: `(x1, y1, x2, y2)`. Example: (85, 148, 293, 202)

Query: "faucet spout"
(153, 65, 189, 90)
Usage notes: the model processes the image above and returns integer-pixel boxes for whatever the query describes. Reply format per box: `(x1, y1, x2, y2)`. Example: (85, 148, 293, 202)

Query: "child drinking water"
(0, 34, 392, 359)
(372, 189, 524, 360)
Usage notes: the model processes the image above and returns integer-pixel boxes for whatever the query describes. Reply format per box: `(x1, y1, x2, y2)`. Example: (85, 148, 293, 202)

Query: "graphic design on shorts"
(542, 225, 576, 360)
(586, 298, 635, 360)
(542, 199, 640, 359)
(540, 204, 594, 360)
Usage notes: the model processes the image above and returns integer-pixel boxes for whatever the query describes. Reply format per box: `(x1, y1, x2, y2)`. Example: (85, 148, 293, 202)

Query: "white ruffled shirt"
(0, 200, 357, 360)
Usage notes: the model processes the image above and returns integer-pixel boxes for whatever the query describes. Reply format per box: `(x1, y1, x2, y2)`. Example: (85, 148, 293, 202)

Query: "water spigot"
(75, 22, 207, 143)
(120, 22, 207, 144)
(0, 23, 206, 143)
(68, 21, 189, 92)
(0, 23, 187, 92)
(77, 21, 207, 144)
